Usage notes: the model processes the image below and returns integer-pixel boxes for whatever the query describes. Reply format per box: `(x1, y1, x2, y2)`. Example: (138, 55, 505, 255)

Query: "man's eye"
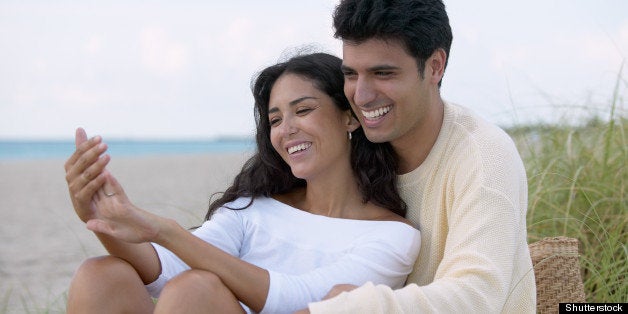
(343, 71, 357, 79)
(375, 71, 393, 77)
(269, 118, 281, 126)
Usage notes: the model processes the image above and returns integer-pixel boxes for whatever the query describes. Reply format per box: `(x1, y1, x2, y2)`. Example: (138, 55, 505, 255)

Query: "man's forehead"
(341, 39, 413, 69)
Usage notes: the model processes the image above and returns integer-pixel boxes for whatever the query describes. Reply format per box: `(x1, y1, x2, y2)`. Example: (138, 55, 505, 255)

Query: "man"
(305, 0, 536, 312)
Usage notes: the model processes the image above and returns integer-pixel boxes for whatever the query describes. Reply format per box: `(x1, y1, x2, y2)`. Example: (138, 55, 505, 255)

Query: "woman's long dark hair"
(205, 52, 406, 220)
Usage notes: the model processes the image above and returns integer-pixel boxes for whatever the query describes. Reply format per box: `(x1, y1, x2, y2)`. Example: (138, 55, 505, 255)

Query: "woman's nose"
(278, 116, 298, 136)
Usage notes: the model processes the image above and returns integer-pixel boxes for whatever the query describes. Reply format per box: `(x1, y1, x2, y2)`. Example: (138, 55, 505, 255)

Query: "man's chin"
(362, 130, 393, 144)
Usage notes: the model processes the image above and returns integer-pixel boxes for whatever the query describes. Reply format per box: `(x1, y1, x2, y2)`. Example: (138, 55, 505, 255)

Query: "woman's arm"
(87, 174, 270, 312)
(158, 220, 270, 312)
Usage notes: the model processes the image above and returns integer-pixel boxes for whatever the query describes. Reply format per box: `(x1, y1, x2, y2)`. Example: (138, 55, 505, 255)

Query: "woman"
(64, 53, 420, 313)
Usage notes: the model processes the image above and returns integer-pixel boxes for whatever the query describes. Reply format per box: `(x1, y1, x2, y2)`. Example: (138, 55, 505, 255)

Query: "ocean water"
(0, 138, 255, 161)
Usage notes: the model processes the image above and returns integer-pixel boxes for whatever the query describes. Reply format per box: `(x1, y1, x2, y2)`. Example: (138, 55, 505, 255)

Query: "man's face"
(341, 38, 432, 145)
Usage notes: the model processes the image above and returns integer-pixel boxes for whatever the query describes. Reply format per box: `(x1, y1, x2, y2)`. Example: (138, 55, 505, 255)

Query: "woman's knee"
(162, 269, 225, 295)
(68, 255, 153, 314)
(157, 270, 244, 313)
(72, 255, 138, 286)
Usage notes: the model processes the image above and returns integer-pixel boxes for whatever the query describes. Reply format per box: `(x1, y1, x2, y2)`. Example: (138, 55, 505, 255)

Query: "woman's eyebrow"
(289, 96, 317, 106)
(268, 96, 318, 114)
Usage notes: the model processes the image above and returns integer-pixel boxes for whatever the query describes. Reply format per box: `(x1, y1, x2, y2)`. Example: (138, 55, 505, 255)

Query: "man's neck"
(393, 99, 445, 174)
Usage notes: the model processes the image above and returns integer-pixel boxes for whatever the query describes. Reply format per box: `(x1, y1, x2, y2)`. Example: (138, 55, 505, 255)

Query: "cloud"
(83, 36, 103, 55)
(1, 1, 624, 139)
(139, 27, 189, 77)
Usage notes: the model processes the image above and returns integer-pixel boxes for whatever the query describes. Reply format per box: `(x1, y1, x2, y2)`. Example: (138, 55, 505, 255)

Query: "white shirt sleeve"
(262, 226, 420, 314)
(145, 207, 244, 297)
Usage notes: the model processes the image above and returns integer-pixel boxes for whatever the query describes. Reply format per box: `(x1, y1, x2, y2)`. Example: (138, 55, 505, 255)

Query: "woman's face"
(268, 73, 355, 180)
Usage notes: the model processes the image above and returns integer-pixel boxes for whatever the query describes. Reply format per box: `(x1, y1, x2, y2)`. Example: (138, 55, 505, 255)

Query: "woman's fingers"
(85, 219, 113, 236)
(75, 140, 107, 178)
(78, 171, 108, 203)
(82, 153, 111, 183)
(67, 150, 109, 208)
(64, 128, 88, 172)
(104, 171, 127, 199)
(85, 219, 105, 233)
(65, 133, 101, 173)
(75, 127, 88, 147)
(66, 141, 108, 189)
(63, 128, 114, 222)
(65, 142, 107, 195)
(94, 171, 130, 216)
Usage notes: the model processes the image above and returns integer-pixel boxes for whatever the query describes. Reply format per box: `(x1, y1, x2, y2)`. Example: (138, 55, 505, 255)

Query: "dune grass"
(508, 95, 626, 302)
(0, 287, 67, 314)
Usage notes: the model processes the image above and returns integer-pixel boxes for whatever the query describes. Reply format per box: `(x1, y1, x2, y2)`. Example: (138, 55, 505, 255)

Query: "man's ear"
(427, 48, 446, 85)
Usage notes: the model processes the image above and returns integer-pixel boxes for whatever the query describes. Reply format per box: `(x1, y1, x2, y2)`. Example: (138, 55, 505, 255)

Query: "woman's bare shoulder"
(366, 203, 414, 228)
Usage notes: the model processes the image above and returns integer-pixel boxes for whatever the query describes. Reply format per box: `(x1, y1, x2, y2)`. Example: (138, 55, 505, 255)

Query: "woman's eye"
(296, 108, 312, 115)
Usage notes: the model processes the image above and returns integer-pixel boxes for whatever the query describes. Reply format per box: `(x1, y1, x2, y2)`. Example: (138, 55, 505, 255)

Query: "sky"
(0, 0, 626, 140)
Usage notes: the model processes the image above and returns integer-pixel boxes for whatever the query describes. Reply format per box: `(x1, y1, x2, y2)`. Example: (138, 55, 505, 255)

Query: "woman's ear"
(346, 113, 361, 133)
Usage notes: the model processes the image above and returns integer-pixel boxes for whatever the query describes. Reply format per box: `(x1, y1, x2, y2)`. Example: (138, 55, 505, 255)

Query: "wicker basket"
(529, 236, 586, 313)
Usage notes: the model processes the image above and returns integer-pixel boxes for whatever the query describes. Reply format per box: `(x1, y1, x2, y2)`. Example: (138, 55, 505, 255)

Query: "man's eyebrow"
(340, 64, 401, 73)
(340, 64, 355, 73)
(368, 64, 400, 72)
(268, 96, 317, 114)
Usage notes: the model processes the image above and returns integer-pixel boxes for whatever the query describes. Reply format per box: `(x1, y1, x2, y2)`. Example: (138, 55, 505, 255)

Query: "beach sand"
(0, 152, 251, 313)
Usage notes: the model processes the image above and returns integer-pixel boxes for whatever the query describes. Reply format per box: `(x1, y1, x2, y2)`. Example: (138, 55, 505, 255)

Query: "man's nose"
(352, 77, 376, 107)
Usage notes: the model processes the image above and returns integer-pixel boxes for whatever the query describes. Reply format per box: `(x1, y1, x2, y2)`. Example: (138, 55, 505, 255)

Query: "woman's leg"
(155, 269, 246, 314)
(66, 255, 154, 314)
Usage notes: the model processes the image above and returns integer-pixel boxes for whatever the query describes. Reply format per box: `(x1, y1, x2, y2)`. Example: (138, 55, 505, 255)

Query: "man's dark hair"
(333, 0, 453, 85)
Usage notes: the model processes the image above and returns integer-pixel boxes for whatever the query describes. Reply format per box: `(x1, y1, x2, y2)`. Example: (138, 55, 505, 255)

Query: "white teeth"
(362, 106, 391, 119)
(287, 142, 312, 154)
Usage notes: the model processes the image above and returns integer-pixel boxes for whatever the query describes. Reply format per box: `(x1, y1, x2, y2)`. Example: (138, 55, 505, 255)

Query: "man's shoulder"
(439, 102, 524, 177)
(437, 103, 527, 193)
(444, 102, 516, 150)
(446, 102, 506, 134)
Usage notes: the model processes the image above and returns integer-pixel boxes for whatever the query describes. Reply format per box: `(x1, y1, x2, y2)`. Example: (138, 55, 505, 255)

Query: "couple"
(65, 0, 536, 313)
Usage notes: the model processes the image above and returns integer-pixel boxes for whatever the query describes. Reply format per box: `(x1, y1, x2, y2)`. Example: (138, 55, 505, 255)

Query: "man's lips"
(362, 105, 392, 120)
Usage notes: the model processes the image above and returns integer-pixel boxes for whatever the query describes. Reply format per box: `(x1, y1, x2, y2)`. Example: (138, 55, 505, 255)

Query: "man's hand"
(323, 284, 358, 300)
(293, 284, 358, 314)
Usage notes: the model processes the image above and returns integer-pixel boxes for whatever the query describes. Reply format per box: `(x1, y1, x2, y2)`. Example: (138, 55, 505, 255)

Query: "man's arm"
(306, 139, 534, 313)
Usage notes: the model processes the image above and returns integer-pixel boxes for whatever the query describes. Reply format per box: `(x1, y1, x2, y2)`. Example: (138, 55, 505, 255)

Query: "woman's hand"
(86, 173, 164, 244)
(64, 128, 110, 223)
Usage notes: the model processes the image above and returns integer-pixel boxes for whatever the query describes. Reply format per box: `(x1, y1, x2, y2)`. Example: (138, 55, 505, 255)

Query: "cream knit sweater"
(309, 102, 536, 313)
